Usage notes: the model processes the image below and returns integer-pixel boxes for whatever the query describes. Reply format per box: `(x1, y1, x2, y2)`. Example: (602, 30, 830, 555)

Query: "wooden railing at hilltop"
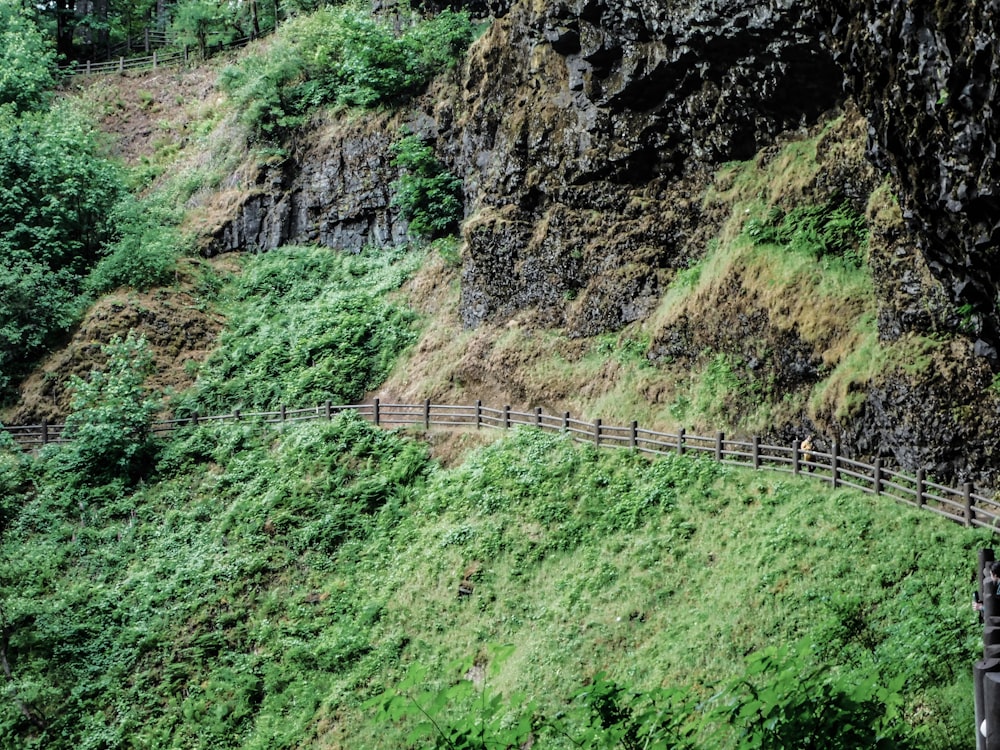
(3, 399, 998, 532)
(58, 33, 264, 77)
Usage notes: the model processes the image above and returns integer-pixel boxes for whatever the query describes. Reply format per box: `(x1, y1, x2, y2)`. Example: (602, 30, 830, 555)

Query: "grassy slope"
(0, 413, 986, 748)
(0, 17, 993, 749)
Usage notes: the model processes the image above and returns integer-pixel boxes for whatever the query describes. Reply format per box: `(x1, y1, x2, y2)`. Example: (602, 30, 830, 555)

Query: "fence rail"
(4, 399, 998, 532)
(58, 33, 264, 77)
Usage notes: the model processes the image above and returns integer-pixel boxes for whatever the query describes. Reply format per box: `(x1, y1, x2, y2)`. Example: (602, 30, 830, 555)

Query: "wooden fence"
(4, 398, 998, 532)
(58, 33, 263, 77)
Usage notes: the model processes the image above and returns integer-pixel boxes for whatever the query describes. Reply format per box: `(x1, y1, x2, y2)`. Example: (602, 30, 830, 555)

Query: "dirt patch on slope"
(1, 257, 235, 426)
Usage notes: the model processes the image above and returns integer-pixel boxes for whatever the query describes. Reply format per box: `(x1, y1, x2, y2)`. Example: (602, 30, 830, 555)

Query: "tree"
(0, 0, 57, 113)
(61, 332, 160, 483)
(0, 102, 126, 398)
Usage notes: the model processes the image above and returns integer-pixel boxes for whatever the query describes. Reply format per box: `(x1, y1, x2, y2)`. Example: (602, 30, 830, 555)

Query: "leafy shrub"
(0, 102, 126, 397)
(58, 332, 161, 483)
(0, 0, 56, 113)
(391, 133, 463, 239)
(744, 197, 868, 266)
(85, 196, 185, 294)
(175, 245, 421, 413)
(715, 640, 910, 750)
(220, 5, 475, 139)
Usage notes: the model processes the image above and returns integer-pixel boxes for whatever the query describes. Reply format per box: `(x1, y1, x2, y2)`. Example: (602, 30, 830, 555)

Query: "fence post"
(677, 427, 685, 456)
(916, 468, 925, 507)
(563, 411, 570, 431)
(874, 457, 882, 495)
(630, 421, 638, 450)
(325, 400, 332, 420)
(153, 50, 158, 69)
(192, 412, 199, 426)
(594, 418, 602, 447)
(476, 400, 482, 429)
(86, 60, 92, 74)
(118, 57, 124, 72)
(535, 407, 542, 427)
(424, 399, 431, 430)
(374, 398, 381, 426)
(966, 483, 974, 527)
(792, 440, 800, 474)
(280, 404, 287, 422)
(831, 442, 840, 487)
(41, 420, 48, 446)
(503, 405, 510, 430)
(752, 435, 760, 469)
(716, 431, 724, 462)
(234, 408, 241, 422)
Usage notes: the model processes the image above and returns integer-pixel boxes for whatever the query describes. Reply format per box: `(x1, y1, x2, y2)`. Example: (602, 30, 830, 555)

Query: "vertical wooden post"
(41, 420, 49, 446)
(153, 50, 158, 69)
(916, 468, 925, 507)
(280, 404, 286, 422)
(325, 400, 332, 420)
(119, 57, 124, 72)
(562, 411, 570, 431)
(234, 408, 241, 422)
(677, 427, 686, 456)
(424, 399, 431, 430)
(373, 398, 381, 426)
(752, 435, 760, 469)
(831, 442, 840, 488)
(535, 407, 542, 426)
(475, 400, 482, 429)
(873, 457, 882, 495)
(716, 432, 724, 462)
(594, 418, 602, 447)
(503, 405, 510, 429)
(630, 421, 638, 450)
(966, 483, 974, 527)
(792, 440, 800, 474)
(192, 412, 199, 426)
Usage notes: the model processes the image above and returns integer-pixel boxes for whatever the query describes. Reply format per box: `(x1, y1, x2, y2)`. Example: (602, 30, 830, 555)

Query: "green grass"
(173, 244, 424, 414)
(0, 419, 983, 748)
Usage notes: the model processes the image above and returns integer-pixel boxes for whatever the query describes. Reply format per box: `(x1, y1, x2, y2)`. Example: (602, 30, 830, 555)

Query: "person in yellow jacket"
(800, 434, 815, 472)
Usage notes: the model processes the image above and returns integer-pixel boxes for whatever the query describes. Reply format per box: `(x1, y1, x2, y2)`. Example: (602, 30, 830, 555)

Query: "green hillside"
(0, 245, 987, 749)
(0, 2, 994, 748)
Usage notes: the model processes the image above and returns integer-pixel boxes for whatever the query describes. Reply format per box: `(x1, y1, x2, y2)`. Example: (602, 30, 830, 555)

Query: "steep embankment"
(7, 0, 1000, 492)
(202, 0, 1000, 489)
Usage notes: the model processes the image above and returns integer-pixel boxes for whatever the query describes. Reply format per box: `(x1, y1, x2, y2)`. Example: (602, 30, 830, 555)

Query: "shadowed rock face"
(456, 0, 844, 330)
(821, 0, 1000, 362)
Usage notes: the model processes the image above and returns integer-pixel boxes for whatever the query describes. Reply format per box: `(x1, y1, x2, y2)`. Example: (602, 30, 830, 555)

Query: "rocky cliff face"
(822, 0, 1000, 362)
(205, 0, 1000, 489)
(453, 0, 844, 332)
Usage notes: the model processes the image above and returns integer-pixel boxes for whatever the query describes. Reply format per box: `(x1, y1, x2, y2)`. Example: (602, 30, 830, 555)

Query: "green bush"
(0, 102, 127, 398)
(57, 332, 161, 483)
(744, 197, 868, 267)
(176, 245, 421, 413)
(715, 640, 910, 750)
(85, 196, 185, 294)
(0, 0, 56, 113)
(220, 5, 475, 139)
(391, 133, 463, 239)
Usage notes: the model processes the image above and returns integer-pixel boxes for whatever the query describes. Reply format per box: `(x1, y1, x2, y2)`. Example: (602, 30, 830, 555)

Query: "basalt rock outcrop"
(204, 0, 1000, 489)
(821, 0, 1000, 363)
(455, 0, 844, 332)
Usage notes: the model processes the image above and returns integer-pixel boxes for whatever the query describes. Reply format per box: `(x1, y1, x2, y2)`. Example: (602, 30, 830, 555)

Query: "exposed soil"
(1, 256, 235, 426)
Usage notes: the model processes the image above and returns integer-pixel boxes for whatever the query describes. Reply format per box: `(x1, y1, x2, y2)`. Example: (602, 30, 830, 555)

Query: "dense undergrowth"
(0, 412, 984, 748)
(0, 3, 992, 748)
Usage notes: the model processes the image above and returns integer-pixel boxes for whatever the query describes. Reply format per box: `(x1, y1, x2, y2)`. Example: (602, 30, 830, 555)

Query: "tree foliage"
(0, 103, 126, 397)
(0, 0, 57, 114)
(59, 332, 160, 483)
(220, 4, 475, 139)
